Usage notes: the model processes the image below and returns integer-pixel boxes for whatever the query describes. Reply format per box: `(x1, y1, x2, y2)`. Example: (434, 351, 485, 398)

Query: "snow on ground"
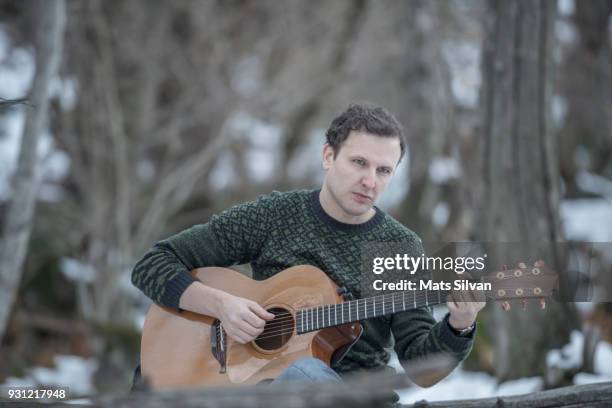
(2, 355, 98, 397)
(397, 331, 612, 404)
(576, 170, 612, 198)
(561, 199, 612, 242)
(594, 340, 612, 376)
(547, 330, 584, 370)
(574, 372, 612, 385)
(396, 367, 542, 404)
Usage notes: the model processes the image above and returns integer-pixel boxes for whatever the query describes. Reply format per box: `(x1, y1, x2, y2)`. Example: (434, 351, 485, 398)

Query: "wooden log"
(410, 381, 612, 408)
(97, 380, 612, 408)
(4, 380, 611, 407)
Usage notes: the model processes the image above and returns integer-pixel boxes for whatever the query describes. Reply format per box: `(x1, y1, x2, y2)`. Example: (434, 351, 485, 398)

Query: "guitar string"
(249, 280, 546, 341)
(218, 272, 544, 341)
(263, 271, 542, 321)
(259, 290, 449, 329)
(251, 291, 456, 340)
(252, 291, 546, 342)
(256, 273, 539, 332)
(238, 292, 442, 340)
(254, 275, 542, 335)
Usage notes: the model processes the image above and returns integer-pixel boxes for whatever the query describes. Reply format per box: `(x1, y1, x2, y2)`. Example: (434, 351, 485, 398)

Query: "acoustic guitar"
(140, 262, 557, 389)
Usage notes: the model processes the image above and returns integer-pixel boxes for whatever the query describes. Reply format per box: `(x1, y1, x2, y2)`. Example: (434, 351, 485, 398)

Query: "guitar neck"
(295, 288, 450, 334)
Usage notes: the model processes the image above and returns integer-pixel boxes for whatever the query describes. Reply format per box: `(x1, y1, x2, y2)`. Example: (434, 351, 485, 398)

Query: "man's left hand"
(447, 291, 486, 330)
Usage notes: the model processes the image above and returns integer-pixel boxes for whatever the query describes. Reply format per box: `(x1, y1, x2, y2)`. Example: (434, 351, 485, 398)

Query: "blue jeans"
(272, 357, 342, 383)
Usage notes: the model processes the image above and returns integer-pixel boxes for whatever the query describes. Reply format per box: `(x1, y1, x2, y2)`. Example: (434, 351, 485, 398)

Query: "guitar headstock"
(483, 260, 558, 310)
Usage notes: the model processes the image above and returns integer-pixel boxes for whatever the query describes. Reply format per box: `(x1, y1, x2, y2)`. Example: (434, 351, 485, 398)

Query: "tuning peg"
(540, 298, 546, 310)
(521, 299, 527, 310)
(518, 262, 526, 269)
(501, 301, 511, 312)
(502, 264, 508, 270)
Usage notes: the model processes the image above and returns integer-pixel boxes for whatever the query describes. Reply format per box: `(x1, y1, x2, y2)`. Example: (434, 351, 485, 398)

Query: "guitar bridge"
(210, 320, 227, 373)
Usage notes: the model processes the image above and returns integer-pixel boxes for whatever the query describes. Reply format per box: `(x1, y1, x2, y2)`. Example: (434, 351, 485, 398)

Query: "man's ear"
(322, 143, 335, 170)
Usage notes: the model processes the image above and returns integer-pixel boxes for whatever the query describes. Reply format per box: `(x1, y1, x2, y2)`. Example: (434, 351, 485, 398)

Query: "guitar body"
(140, 265, 362, 389)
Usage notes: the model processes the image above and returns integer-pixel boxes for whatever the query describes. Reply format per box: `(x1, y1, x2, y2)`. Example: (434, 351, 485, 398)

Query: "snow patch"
(398, 368, 497, 403)
(573, 372, 612, 385)
(497, 377, 543, 396)
(576, 170, 612, 198)
(49, 76, 78, 111)
(558, 0, 575, 16)
(231, 55, 261, 97)
(552, 94, 568, 127)
(432, 202, 450, 228)
(0, 111, 25, 200)
(60, 258, 96, 284)
(2, 355, 98, 397)
(547, 330, 583, 370)
(209, 151, 239, 191)
(556, 20, 578, 45)
(429, 156, 461, 184)
(561, 199, 612, 242)
(0, 28, 35, 99)
(594, 339, 612, 376)
(575, 302, 595, 316)
(441, 40, 481, 108)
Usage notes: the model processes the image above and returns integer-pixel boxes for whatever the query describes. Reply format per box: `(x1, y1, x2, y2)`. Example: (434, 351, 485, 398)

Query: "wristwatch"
(447, 316, 475, 337)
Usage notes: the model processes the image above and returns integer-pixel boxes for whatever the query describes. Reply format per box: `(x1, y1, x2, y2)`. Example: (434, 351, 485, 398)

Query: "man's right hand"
(216, 293, 275, 344)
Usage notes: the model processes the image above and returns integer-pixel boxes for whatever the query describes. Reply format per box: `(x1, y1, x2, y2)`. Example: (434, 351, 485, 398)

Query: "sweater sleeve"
(130, 193, 276, 309)
(391, 309, 475, 364)
(391, 236, 475, 365)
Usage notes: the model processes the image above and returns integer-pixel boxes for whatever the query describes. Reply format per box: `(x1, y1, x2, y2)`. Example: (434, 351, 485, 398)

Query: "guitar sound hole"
(253, 307, 294, 351)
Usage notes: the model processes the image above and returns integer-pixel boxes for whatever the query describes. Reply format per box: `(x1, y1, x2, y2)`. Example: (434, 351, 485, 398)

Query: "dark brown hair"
(325, 102, 406, 162)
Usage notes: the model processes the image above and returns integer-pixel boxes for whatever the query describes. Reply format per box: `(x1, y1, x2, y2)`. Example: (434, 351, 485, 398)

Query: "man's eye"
(378, 168, 391, 175)
(353, 159, 366, 166)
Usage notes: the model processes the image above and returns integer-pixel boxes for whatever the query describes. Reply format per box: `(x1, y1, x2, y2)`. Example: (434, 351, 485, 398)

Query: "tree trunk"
(0, 0, 66, 342)
(480, 0, 578, 382)
(394, 0, 457, 241)
(558, 0, 612, 194)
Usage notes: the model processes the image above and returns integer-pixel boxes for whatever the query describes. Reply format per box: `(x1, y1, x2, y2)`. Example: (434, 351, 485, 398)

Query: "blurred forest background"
(0, 0, 612, 403)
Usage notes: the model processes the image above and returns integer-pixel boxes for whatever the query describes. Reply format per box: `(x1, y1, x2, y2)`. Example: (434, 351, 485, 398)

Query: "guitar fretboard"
(295, 289, 451, 334)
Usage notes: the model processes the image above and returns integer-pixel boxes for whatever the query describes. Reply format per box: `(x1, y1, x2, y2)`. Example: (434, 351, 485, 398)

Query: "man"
(131, 103, 485, 390)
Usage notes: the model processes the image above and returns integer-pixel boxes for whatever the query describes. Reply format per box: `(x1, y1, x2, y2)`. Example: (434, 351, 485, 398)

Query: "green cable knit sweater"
(131, 189, 474, 373)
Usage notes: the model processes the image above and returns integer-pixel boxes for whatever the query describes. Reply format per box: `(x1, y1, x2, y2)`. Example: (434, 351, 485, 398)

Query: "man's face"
(322, 131, 401, 221)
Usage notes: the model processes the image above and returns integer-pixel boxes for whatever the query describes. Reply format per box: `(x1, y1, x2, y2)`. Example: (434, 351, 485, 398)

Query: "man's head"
(320, 103, 405, 224)
(325, 103, 406, 163)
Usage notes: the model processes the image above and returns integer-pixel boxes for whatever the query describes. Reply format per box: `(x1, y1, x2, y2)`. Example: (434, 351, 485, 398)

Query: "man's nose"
(361, 171, 376, 190)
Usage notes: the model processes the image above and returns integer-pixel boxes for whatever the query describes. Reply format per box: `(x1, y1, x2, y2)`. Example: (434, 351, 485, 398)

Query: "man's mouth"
(352, 192, 373, 202)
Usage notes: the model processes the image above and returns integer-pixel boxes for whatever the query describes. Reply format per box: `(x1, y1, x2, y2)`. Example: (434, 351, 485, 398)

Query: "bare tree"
(479, 0, 579, 382)
(0, 0, 66, 341)
(53, 0, 242, 325)
(52, 0, 445, 326)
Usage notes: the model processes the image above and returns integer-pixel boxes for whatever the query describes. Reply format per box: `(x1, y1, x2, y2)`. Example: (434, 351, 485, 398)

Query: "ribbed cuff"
(160, 271, 197, 310)
(439, 313, 476, 352)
